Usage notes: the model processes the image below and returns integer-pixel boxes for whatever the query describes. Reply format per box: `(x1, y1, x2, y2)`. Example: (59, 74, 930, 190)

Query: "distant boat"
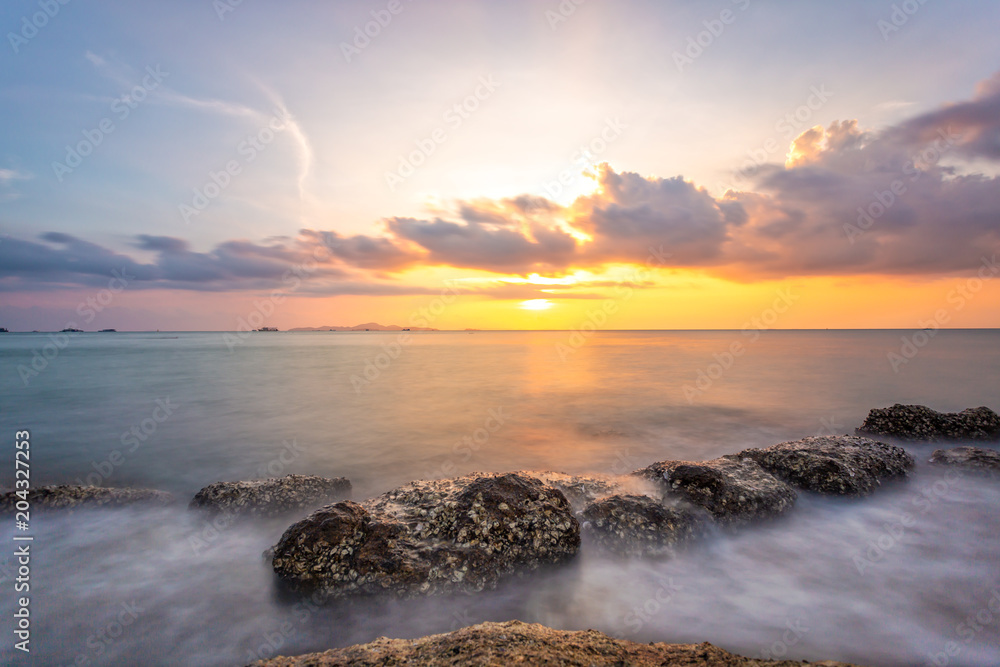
(99, 329, 117, 332)
(253, 327, 279, 332)
(0, 327, 8, 333)
(61, 328, 83, 333)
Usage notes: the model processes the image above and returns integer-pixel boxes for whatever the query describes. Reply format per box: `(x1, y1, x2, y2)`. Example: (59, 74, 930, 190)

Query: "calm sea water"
(0, 330, 998, 666)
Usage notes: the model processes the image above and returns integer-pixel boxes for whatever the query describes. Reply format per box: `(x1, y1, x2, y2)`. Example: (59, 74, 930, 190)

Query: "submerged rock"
(739, 435, 913, 496)
(632, 457, 796, 525)
(189, 475, 351, 519)
(0, 485, 173, 513)
(269, 472, 579, 599)
(581, 494, 707, 557)
(857, 404, 1000, 442)
(249, 619, 865, 667)
(929, 446, 1000, 471)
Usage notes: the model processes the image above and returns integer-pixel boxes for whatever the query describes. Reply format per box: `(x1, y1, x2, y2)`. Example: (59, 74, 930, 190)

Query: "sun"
(519, 299, 553, 311)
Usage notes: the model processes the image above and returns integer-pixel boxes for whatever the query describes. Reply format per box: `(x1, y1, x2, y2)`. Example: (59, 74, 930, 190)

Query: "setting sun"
(520, 299, 554, 311)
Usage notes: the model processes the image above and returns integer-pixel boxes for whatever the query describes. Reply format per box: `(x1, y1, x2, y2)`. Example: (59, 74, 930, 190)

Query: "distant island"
(288, 322, 439, 332)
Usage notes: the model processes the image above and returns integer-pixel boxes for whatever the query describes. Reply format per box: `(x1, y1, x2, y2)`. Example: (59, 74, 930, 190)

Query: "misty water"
(1, 330, 998, 666)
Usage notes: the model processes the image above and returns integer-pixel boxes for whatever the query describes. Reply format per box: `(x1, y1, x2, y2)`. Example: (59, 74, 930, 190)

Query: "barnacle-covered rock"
(0, 485, 173, 513)
(189, 475, 351, 519)
(269, 472, 579, 599)
(738, 435, 913, 496)
(580, 494, 708, 557)
(857, 404, 1000, 442)
(929, 446, 1000, 472)
(632, 457, 796, 525)
(250, 620, 865, 667)
(511, 470, 659, 514)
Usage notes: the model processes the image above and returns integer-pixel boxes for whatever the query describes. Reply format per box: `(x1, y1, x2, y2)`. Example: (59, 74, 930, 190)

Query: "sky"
(2, 0, 1000, 331)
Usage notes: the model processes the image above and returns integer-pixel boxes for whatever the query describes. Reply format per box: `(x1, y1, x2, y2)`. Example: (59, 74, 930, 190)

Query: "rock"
(738, 435, 914, 496)
(929, 446, 1000, 471)
(511, 470, 623, 510)
(632, 457, 796, 525)
(269, 472, 579, 599)
(0, 485, 173, 513)
(512, 470, 659, 513)
(857, 404, 1000, 442)
(581, 494, 707, 557)
(249, 619, 865, 666)
(189, 475, 351, 519)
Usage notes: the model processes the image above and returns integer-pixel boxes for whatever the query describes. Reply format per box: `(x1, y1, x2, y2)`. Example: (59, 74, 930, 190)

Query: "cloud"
(4, 71, 1000, 294)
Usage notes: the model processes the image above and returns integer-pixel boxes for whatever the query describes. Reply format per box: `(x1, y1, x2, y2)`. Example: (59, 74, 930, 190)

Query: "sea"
(0, 330, 998, 666)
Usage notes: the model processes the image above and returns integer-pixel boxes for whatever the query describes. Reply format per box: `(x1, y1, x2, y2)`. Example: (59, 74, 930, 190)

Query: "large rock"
(269, 472, 579, 599)
(0, 485, 173, 513)
(929, 446, 1000, 472)
(190, 474, 351, 519)
(581, 494, 707, 557)
(858, 404, 1000, 442)
(249, 620, 864, 666)
(738, 435, 913, 496)
(632, 457, 796, 525)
